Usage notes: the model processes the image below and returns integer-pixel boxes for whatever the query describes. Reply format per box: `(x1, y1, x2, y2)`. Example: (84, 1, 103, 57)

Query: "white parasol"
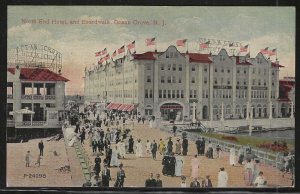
(9, 107, 35, 115)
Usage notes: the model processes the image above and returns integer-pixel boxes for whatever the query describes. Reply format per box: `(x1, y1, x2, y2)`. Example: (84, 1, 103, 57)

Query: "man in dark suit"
(190, 177, 201, 187)
(155, 173, 162, 187)
(101, 164, 111, 187)
(38, 140, 44, 156)
(145, 173, 157, 187)
(151, 140, 158, 160)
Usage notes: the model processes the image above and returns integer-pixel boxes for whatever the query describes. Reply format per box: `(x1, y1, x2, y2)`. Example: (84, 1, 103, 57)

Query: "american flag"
(240, 45, 248, 52)
(176, 39, 187, 47)
(98, 57, 105, 64)
(200, 41, 210, 49)
(95, 51, 101, 57)
(229, 43, 234, 47)
(260, 47, 269, 54)
(268, 48, 277, 56)
(102, 48, 107, 55)
(111, 50, 117, 58)
(118, 45, 125, 54)
(127, 41, 135, 50)
(104, 54, 110, 61)
(146, 38, 155, 46)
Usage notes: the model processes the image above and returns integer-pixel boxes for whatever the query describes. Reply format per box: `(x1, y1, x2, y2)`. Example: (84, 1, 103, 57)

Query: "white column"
(220, 102, 224, 121)
(209, 62, 214, 121)
(269, 101, 273, 119)
(192, 101, 196, 123)
(290, 101, 294, 119)
(249, 107, 253, 136)
(246, 101, 250, 120)
(232, 58, 237, 117)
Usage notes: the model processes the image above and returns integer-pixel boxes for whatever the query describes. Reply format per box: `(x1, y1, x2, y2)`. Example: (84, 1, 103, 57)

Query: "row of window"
(107, 90, 137, 98)
(251, 90, 267, 99)
(158, 90, 184, 99)
(236, 90, 247, 99)
(213, 89, 232, 99)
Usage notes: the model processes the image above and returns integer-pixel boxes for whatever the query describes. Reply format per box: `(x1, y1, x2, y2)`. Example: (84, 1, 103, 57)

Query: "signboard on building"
(189, 99, 198, 103)
(199, 38, 244, 55)
(251, 86, 268, 90)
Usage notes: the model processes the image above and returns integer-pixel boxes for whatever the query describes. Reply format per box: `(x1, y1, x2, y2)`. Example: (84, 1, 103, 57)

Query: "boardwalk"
(81, 121, 293, 188)
(6, 121, 293, 187)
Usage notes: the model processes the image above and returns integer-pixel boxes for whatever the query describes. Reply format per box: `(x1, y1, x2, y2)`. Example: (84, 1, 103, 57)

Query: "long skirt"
(244, 169, 253, 186)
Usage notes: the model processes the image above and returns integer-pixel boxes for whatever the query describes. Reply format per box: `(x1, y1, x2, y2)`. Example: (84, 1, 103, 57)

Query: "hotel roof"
(8, 67, 69, 82)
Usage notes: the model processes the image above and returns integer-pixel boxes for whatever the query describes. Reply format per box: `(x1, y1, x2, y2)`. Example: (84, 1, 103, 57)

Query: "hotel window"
(272, 81, 274, 86)
(229, 90, 231, 98)
(252, 68, 255, 74)
(191, 77, 195, 83)
(220, 55, 225, 61)
(214, 78, 218, 84)
(161, 64, 164, 70)
(258, 68, 261, 74)
(179, 64, 183, 71)
(244, 79, 247, 85)
(163, 90, 166, 98)
(172, 76, 176, 83)
(147, 76, 151, 83)
(145, 89, 148, 98)
(167, 76, 171, 83)
(194, 90, 197, 98)
(147, 64, 152, 70)
(204, 66, 207, 72)
(258, 80, 261, 86)
(221, 68, 224, 73)
(215, 68, 218, 73)
(166, 52, 169, 58)
(181, 90, 184, 98)
(190, 90, 193, 98)
(227, 78, 230, 85)
(237, 80, 240, 85)
(178, 77, 182, 83)
(252, 79, 255, 86)
(159, 90, 162, 98)
(149, 89, 153, 98)
(172, 64, 176, 71)
(191, 64, 195, 71)
(272, 71, 275, 76)
(228, 69, 230, 73)
(168, 64, 171, 70)
(244, 69, 247, 74)
(237, 68, 240, 73)
(168, 90, 171, 98)
(204, 77, 207, 84)
(172, 90, 175, 98)
(264, 81, 266, 86)
(177, 90, 180, 98)
(206, 90, 209, 98)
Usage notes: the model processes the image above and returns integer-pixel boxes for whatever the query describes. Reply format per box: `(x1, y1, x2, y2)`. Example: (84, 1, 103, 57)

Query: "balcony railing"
(15, 121, 47, 127)
(6, 120, 14, 127)
(7, 94, 13, 99)
(14, 121, 63, 127)
(20, 95, 56, 100)
(33, 95, 44, 100)
(45, 95, 56, 100)
(21, 95, 32, 100)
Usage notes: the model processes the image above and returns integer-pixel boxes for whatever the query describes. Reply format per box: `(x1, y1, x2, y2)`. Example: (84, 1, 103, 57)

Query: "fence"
(159, 123, 285, 171)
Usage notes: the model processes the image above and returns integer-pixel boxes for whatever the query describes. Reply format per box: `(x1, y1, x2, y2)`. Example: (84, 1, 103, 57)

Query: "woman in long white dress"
(146, 140, 151, 155)
(117, 141, 126, 159)
(111, 146, 120, 167)
(175, 154, 184, 177)
(135, 140, 143, 158)
(190, 155, 200, 178)
(229, 147, 236, 166)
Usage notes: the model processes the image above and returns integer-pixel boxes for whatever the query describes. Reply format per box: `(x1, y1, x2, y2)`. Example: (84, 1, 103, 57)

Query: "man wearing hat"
(102, 164, 111, 187)
(114, 163, 126, 187)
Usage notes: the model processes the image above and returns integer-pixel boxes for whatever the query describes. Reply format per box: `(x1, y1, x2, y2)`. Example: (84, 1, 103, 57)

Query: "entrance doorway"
(160, 103, 183, 121)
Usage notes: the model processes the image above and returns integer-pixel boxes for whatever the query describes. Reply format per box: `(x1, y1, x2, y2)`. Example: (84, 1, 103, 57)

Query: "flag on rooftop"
(118, 45, 125, 54)
(176, 39, 187, 47)
(146, 38, 155, 46)
(127, 41, 135, 50)
(268, 48, 277, 56)
(200, 41, 210, 49)
(260, 47, 269, 54)
(240, 44, 249, 52)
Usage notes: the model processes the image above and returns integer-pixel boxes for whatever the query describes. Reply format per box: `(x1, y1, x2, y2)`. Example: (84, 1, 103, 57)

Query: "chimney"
(58, 69, 62, 75)
(155, 49, 157, 53)
(186, 50, 189, 54)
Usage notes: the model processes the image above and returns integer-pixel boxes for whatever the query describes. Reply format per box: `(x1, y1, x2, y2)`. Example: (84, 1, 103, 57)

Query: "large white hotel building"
(84, 45, 292, 121)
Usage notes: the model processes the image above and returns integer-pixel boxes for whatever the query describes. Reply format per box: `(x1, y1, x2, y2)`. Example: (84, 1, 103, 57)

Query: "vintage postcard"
(6, 6, 295, 188)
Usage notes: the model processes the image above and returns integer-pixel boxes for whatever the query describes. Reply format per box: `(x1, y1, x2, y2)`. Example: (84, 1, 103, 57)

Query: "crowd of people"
(57, 103, 294, 188)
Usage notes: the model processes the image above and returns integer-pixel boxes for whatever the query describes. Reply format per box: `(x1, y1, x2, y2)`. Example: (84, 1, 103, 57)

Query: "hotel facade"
(7, 66, 69, 138)
(84, 45, 293, 121)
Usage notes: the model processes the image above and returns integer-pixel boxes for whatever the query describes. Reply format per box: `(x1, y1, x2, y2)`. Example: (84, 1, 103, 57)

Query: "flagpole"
(154, 36, 157, 52)
(186, 40, 188, 53)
